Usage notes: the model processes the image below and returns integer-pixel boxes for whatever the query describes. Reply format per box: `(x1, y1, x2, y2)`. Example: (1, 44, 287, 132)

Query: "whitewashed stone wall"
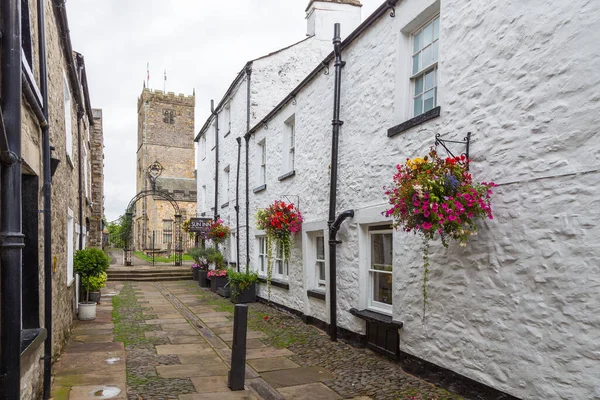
(236, 0, 600, 398)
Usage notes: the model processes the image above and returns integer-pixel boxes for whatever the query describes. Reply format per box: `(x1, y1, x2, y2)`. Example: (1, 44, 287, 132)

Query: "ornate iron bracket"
(281, 194, 300, 211)
(292, 95, 297, 106)
(387, 0, 397, 17)
(263, 121, 268, 130)
(435, 132, 471, 161)
(322, 61, 330, 75)
(147, 161, 164, 190)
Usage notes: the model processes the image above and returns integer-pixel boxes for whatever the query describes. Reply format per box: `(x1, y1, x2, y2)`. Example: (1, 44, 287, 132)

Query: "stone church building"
(133, 88, 197, 253)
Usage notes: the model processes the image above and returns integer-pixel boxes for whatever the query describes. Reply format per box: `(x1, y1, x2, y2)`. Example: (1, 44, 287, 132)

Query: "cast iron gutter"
(244, 65, 252, 270)
(0, 0, 24, 397)
(248, 0, 399, 135)
(212, 100, 219, 221)
(327, 23, 354, 342)
(37, 0, 54, 396)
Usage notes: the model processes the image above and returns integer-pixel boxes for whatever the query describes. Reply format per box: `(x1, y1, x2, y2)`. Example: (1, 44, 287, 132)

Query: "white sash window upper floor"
(411, 15, 439, 117)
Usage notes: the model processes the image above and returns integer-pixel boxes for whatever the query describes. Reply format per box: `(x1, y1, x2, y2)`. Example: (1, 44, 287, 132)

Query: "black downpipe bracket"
(212, 100, 219, 222)
(327, 23, 353, 342)
(0, 0, 24, 397)
(235, 137, 241, 271)
(244, 65, 251, 269)
(37, 0, 53, 396)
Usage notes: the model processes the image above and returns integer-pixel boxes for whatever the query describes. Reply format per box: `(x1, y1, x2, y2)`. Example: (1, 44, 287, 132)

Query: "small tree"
(74, 248, 110, 302)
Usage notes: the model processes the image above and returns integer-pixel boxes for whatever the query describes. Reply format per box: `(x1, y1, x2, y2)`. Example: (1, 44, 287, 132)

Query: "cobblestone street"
(52, 280, 461, 399)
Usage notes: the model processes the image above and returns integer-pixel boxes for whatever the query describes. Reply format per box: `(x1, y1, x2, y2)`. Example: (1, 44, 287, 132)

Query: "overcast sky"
(67, 0, 382, 221)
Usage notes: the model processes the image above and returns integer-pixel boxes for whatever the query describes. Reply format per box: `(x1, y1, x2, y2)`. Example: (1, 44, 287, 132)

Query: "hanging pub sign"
(188, 218, 212, 236)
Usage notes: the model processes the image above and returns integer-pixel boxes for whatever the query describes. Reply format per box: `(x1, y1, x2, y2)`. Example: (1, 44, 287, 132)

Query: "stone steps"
(107, 268, 193, 282)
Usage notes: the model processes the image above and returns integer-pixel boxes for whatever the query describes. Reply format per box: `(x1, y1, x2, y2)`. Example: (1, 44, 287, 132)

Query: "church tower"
(135, 87, 196, 251)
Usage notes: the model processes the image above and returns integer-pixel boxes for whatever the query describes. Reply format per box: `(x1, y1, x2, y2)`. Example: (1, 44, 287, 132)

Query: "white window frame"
(410, 15, 440, 117)
(284, 115, 295, 173)
(63, 71, 73, 160)
(223, 166, 230, 204)
(67, 209, 74, 286)
(368, 227, 393, 314)
(202, 185, 207, 212)
(273, 242, 289, 281)
(258, 139, 266, 185)
(84, 145, 89, 200)
(230, 233, 237, 264)
(257, 236, 267, 275)
(315, 235, 326, 289)
(201, 135, 207, 160)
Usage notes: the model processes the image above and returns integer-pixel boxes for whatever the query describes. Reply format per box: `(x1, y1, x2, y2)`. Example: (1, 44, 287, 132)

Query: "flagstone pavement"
(51, 280, 462, 400)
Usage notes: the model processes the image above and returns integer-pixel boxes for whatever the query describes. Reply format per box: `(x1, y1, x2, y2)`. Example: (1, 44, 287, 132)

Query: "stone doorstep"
(261, 367, 336, 389)
(247, 357, 300, 373)
(276, 382, 342, 400)
(155, 344, 217, 355)
(156, 362, 229, 378)
(219, 331, 266, 341)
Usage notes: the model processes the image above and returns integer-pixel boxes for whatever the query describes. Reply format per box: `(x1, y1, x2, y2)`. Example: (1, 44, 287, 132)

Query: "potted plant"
(73, 248, 110, 320)
(189, 247, 224, 288)
(256, 200, 303, 299)
(384, 148, 496, 314)
(191, 263, 202, 281)
(208, 269, 228, 293)
(82, 272, 107, 304)
(228, 268, 258, 303)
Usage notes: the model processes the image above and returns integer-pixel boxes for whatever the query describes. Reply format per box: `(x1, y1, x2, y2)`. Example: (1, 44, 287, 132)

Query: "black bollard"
(228, 304, 248, 390)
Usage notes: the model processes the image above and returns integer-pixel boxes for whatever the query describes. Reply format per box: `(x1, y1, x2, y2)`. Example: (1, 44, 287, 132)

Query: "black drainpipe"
(37, 0, 53, 396)
(244, 65, 251, 269)
(77, 60, 84, 252)
(212, 100, 219, 222)
(235, 137, 241, 271)
(0, 0, 24, 397)
(327, 23, 354, 342)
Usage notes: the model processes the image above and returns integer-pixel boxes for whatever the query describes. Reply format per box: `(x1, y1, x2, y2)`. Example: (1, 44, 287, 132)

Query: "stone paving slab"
(187, 306, 217, 313)
(156, 344, 216, 355)
(224, 338, 267, 349)
(73, 328, 114, 336)
(145, 318, 187, 325)
(193, 311, 232, 318)
(169, 335, 207, 344)
(211, 326, 234, 334)
(247, 357, 301, 372)
(62, 342, 124, 354)
(180, 391, 258, 400)
(71, 334, 114, 344)
(205, 320, 234, 329)
(68, 384, 126, 399)
(277, 382, 342, 400)
(145, 330, 170, 338)
(188, 375, 230, 392)
(156, 362, 230, 378)
(178, 354, 226, 365)
(245, 347, 294, 360)
(261, 366, 335, 388)
(160, 323, 195, 330)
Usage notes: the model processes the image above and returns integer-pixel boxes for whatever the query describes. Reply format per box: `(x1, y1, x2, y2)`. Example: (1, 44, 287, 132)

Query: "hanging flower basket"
(256, 200, 303, 299)
(384, 148, 497, 315)
(208, 219, 231, 245)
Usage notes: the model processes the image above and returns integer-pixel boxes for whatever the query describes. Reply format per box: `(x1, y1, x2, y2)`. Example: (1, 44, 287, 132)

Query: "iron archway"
(122, 189, 184, 266)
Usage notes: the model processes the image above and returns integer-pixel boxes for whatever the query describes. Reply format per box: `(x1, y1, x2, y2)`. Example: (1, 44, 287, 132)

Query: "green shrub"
(82, 272, 107, 292)
(74, 248, 109, 301)
(187, 247, 225, 269)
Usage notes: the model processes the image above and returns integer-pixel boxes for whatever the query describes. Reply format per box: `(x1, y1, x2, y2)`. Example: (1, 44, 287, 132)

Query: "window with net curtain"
(369, 226, 393, 313)
(411, 15, 440, 116)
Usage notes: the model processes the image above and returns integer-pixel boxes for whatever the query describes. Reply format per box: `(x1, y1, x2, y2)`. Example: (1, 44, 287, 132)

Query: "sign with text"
(188, 218, 212, 235)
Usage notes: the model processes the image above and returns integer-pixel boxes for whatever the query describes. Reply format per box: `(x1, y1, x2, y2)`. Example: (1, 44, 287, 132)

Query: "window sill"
(349, 308, 403, 329)
(66, 153, 74, 169)
(278, 170, 295, 181)
(221, 202, 229, 209)
(387, 106, 441, 137)
(307, 289, 325, 300)
(258, 276, 289, 290)
(20, 328, 47, 371)
(67, 277, 75, 287)
(253, 184, 267, 193)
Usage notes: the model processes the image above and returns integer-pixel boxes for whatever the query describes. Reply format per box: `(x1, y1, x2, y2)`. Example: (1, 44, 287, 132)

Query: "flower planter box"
(198, 271, 209, 288)
(210, 276, 228, 293)
(88, 292, 101, 304)
(231, 283, 256, 304)
(192, 269, 200, 281)
(217, 286, 231, 298)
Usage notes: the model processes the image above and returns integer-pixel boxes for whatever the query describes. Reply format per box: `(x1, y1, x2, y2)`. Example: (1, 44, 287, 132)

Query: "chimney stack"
(306, 0, 362, 41)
